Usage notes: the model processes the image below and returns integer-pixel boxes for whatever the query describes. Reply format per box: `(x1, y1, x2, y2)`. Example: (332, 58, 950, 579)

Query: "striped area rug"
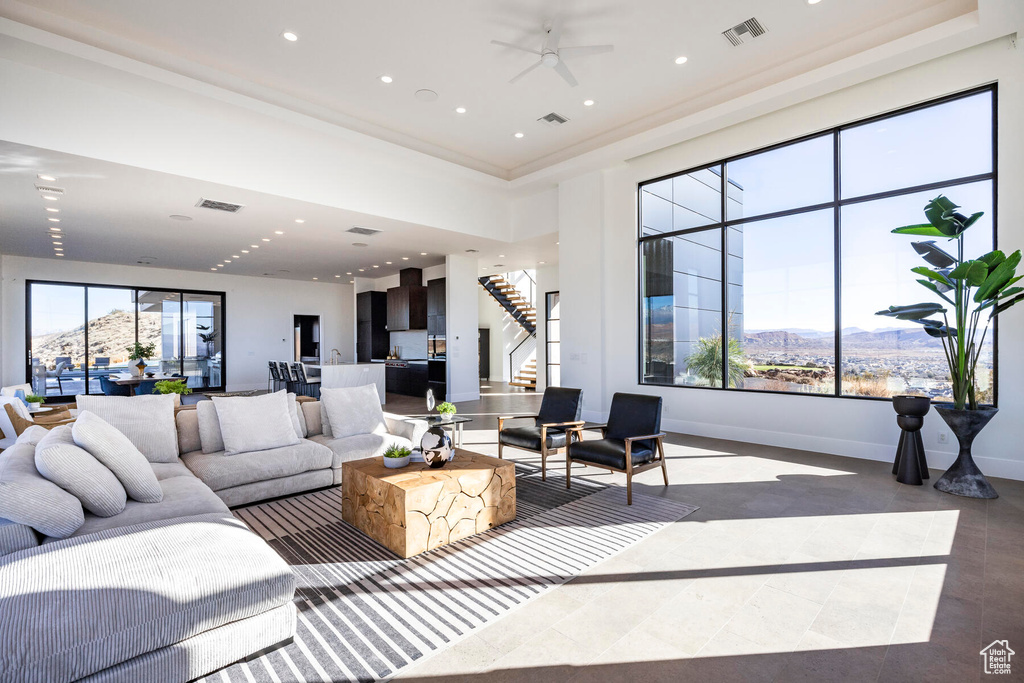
(203, 464, 698, 682)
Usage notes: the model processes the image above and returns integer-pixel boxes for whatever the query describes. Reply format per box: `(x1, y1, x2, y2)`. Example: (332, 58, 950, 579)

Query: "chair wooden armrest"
(623, 433, 666, 444)
(497, 414, 539, 432)
(538, 420, 586, 429)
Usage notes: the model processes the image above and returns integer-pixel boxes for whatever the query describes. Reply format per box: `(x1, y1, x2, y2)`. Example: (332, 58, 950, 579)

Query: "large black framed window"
(638, 86, 996, 402)
(27, 280, 226, 399)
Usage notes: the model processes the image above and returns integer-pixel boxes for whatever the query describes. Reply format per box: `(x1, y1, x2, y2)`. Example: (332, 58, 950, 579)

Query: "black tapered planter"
(933, 406, 998, 499)
(892, 395, 931, 485)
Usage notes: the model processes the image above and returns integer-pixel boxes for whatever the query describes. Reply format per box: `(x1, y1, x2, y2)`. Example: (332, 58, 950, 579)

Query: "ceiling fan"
(491, 17, 613, 87)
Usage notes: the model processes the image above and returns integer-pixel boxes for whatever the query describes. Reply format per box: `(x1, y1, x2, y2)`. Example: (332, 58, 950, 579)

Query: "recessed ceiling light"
(232, 255, 240, 258)
(241, 250, 249, 253)
(401, 257, 409, 261)
(282, 31, 298, 41)
(455, 107, 467, 114)
(169, 214, 193, 221)
(539, 261, 546, 264)
(48, 218, 60, 222)
(43, 195, 58, 201)
(372, 265, 379, 268)
(385, 261, 392, 265)
(56, 253, 64, 257)
(415, 89, 439, 103)
(37, 174, 56, 181)
(349, 280, 354, 284)
(211, 268, 217, 271)
(45, 207, 59, 213)
(380, 75, 393, 84)
(275, 230, 284, 235)
(335, 275, 341, 278)
(675, 56, 688, 65)
(420, 252, 428, 256)
(346, 272, 352, 275)
(513, 132, 524, 139)
(358, 268, 365, 272)
(49, 227, 61, 232)
(251, 244, 259, 248)
(52, 241, 62, 245)
(295, 218, 305, 223)
(312, 277, 318, 280)
(54, 247, 63, 251)
(262, 238, 271, 242)
(583, 99, 595, 106)
(807, 0, 822, 4)
(498, 254, 505, 258)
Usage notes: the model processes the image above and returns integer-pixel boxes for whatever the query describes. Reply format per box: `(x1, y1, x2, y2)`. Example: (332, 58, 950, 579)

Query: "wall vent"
(346, 226, 382, 236)
(537, 112, 569, 127)
(195, 197, 245, 213)
(722, 17, 767, 46)
(35, 185, 65, 195)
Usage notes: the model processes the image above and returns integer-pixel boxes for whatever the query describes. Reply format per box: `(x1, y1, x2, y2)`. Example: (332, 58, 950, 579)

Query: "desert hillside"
(31, 309, 161, 368)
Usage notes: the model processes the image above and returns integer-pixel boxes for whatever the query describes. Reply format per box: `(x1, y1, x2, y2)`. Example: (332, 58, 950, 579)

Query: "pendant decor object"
(933, 406, 999, 499)
(891, 395, 931, 486)
(420, 425, 453, 469)
(426, 388, 436, 413)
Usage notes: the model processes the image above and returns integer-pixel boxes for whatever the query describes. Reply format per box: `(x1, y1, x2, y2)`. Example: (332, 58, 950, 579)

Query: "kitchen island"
(307, 362, 386, 403)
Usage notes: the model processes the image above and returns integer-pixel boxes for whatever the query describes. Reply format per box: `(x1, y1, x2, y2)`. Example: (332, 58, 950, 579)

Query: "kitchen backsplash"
(389, 330, 428, 359)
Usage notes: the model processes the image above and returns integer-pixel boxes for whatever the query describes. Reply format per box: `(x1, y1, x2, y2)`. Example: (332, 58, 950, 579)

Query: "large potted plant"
(126, 342, 157, 377)
(877, 195, 1022, 498)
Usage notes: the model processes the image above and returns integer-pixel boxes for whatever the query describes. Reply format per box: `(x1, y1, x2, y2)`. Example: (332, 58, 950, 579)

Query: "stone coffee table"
(341, 449, 516, 558)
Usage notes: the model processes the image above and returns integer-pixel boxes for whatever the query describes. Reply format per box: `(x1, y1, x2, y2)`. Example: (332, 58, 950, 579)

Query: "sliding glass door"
(27, 281, 225, 399)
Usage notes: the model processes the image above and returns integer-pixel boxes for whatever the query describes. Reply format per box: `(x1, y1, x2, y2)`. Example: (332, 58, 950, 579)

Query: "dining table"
(108, 372, 182, 396)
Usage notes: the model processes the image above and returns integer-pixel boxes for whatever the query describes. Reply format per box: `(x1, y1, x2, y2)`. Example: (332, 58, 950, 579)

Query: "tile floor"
(386, 383, 1024, 682)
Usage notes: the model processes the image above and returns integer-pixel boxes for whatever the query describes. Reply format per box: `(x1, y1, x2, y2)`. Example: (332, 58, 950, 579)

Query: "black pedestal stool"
(892, 395, 931, 485)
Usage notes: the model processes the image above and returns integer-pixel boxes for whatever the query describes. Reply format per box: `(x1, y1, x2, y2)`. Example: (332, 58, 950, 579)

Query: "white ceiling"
(0, 141, 558, 281)
(0, 0, 975, 178)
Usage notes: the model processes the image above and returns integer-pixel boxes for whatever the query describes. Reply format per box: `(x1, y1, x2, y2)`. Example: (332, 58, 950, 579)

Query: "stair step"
(509, 381, 537, 388)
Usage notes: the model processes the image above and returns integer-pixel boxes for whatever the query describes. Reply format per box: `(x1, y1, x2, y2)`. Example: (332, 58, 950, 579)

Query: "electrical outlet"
(938, 432, 949, 445)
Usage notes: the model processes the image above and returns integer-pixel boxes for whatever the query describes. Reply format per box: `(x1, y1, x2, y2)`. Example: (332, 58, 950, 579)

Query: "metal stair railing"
(478, 276, 536, 335)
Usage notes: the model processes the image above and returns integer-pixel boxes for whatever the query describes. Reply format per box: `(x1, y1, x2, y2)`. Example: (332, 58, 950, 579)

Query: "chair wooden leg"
(658, 440, 669, 486)
(541, 444, 547, 481)
(566, 454, 572, 489)
(627, 473, 632, 505)
(498, 441, 503, 459)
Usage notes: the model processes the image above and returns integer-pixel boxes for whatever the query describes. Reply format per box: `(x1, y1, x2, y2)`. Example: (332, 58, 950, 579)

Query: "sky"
(644, 90, 995, 333)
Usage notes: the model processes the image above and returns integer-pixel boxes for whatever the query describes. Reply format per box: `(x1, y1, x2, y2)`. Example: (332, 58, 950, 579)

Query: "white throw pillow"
(35, 425, 127, 518)
(211, 390, 301, 456)
(71, 411, 163, 503)
(321, 385, 388, 439)
(74, 394, 178, 463)
(199, 393, 304, 454)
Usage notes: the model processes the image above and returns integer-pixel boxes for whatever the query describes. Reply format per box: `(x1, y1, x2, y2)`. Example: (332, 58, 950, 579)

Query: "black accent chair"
(566, 393, 667, 505)
(497, 387, 584, 480)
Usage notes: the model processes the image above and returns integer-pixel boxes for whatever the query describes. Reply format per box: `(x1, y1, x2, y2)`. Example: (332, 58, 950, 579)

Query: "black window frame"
(637, 84, 998, 403)
(26, 279, 227, 399)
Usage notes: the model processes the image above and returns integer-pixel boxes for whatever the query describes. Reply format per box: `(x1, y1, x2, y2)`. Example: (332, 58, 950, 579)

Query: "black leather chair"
(497, 387, 584, 480)
(566, 393, 667, 505)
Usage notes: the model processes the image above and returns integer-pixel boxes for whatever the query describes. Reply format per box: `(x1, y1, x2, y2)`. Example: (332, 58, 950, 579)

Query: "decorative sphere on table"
(420, 425, 453, 468)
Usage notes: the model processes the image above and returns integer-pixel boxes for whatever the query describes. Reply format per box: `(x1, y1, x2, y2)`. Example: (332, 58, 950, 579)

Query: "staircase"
(510, 358, 537, 390)
(478, 275, 536, 335)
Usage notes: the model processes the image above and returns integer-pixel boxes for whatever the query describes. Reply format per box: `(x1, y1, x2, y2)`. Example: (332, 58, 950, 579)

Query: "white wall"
(1, 256, 355, 392)
(445, 254, 480, 402)
(510, 188, 559, 242)
(556, 37, 1024, 481)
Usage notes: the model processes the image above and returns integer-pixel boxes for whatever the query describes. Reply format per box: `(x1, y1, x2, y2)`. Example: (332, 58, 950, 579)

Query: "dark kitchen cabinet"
(427, 277, 446, 336)
(408, 363, 428, 397)
(356, 291, 388, 362)
(384, 363, 429, 397)
(387, 285, 427, 331)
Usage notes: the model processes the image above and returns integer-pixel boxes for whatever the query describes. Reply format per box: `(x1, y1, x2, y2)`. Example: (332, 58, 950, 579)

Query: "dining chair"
(135, 379, 160, 395)
(566, 393, 667, 505)
(99, 376, 132, 397)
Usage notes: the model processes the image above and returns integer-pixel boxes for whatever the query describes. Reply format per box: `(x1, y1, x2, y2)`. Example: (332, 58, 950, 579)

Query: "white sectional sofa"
(0, 388, 426, 682)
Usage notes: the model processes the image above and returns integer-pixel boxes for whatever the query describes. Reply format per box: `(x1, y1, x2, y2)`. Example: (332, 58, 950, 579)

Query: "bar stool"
(268, 361, 285, 393)
(290, 362, 321, 398)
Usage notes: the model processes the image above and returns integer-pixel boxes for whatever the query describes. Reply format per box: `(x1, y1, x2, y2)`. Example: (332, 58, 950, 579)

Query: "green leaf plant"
(877, 195, 1023, 410)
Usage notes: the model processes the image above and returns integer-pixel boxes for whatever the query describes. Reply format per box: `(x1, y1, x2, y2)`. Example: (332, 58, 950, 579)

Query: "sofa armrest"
(384, 412, 427, 445)
(0, 518, 39, 557)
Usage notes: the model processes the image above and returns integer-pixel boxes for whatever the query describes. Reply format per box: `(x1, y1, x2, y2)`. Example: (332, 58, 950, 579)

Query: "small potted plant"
(382, 444, 412, 469)
(24, 394, 45, 412)
(437, 401, 457, 422)
(154, 380, 192, 396)
(126, 342, 157, 377)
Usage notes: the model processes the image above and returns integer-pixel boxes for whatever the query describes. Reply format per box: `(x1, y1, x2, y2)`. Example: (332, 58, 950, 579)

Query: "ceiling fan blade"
(509, 60, 543, 84)
(558, 45, 614, 58)
(543, 15, 564, 52)
(553, 60, 578, 87)
(491, 39, 541, 56)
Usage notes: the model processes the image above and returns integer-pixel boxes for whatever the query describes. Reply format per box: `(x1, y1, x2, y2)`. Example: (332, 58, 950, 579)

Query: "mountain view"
(31, 309, 161, 368)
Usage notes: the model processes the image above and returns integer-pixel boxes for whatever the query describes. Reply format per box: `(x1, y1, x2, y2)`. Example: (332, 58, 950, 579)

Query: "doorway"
(294, 315, 321, 364)
(478, 328, 490, 380)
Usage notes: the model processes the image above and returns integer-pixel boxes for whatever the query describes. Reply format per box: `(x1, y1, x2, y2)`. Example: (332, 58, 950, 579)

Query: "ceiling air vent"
(537, 112, 569, 127)
(195, 197, 245, 213)
(346, 226, 382, 236)
(35, 185, 65, 195)
(722, 17, 767, 46)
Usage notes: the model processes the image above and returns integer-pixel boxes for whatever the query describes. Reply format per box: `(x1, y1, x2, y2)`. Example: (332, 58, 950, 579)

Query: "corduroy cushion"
(34, 425, 127, 518)
(0, 517, 38, 557)
(72, 411, 163, 503)
(75, 394, 178, 462)
(0, 443, 84, 538)
(210, 391, 301, 456)
(321, 385, 387, 439)
(198, 394, 305, 455)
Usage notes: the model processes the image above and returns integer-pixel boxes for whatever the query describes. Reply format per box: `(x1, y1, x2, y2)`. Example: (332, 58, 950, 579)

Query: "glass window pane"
(29, 283, 85, 397)
(840, 181, 994, 400)
(136, 291, 182, 376)
(86, 287, 136, 394)
(841, 91, 992, 199)
(727, 210, 836, 394)
(641, 166, 721, 237)
(184, 293, 223, 389)
(641, 229, 723, 386)
(726, 135, 833, 220)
